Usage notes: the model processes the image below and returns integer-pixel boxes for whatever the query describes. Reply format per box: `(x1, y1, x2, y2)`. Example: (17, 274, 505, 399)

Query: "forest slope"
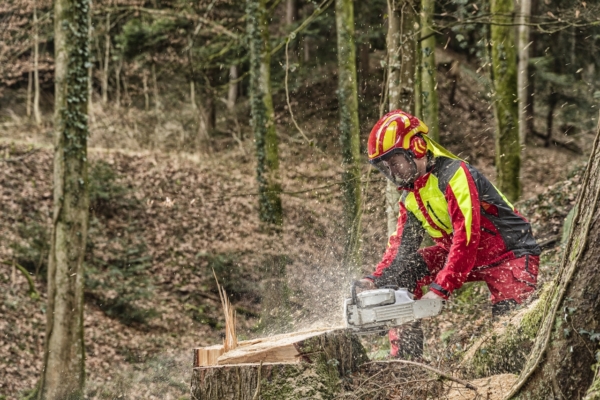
(0, 54, 590, 399)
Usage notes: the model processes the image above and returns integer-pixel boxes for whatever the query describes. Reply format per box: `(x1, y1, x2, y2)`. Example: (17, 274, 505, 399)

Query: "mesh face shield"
(370, 149, 419, 188)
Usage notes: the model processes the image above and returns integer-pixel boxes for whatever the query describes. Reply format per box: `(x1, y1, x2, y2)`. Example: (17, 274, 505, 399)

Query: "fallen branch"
(0, 148, 39, 163)
(1, 260, 39, 299)
(365, 360, 478, 391)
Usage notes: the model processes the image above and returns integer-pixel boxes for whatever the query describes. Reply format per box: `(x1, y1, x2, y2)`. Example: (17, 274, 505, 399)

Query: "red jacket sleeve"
(430, 163, 481, 298)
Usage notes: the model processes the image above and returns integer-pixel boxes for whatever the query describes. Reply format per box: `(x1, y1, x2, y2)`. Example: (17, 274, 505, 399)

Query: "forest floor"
(0, 49, 591, 399)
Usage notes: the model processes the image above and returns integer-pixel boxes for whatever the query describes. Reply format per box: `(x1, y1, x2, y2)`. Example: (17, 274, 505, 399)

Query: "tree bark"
(359, 43, 370, 93)
(286, 0, 298, 24)
(101, 12, 110, 105)
(490, 0, 521, 202)
(115, 57, 122, 108)
(545, 90, 558, 148)
(335, 0, 362, 269)
(191, 329, 367, 400)
(27, 66, 32, 118)
(506, 115, 600, 399)
(247, 0, 283, 227)
(385, 0, 418, 236)
(152, 63, 160, 112)
(143, 69, 149, 111)
(420, 0, 440, 142)
(227, 65, 238, 110)
(38, 0, 90, 397)
(517, 0, 531, 147)
(33, 2, 42, 126)
(190, 80, 196, 109)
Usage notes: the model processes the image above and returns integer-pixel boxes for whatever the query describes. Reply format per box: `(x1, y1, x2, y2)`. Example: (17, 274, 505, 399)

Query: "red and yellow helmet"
(367, 110, 430, 163)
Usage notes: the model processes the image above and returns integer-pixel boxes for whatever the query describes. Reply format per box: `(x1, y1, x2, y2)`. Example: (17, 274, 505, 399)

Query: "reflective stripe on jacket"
(368, 156, 541, 297)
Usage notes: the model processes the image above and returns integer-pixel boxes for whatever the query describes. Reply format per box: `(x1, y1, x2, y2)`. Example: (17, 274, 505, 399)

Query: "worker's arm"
(429, 162, 481, 299)
(365, 201, 425, 288)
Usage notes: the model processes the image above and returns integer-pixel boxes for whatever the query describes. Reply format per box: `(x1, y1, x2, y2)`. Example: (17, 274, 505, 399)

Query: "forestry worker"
(356, 110, 541, 359)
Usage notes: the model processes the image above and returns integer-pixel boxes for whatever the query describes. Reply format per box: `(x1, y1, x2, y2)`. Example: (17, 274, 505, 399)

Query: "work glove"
(422, 290, 443, 300)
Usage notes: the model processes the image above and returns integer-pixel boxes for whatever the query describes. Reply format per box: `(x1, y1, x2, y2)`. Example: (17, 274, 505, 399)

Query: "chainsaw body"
(343, 284, 444, 335)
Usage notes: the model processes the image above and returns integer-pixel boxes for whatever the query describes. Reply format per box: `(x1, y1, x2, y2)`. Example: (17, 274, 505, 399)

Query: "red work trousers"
(389, 246, 539, 358)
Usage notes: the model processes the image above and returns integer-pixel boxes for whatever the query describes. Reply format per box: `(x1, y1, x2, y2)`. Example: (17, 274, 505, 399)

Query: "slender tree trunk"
(101, 12, 110, 105)
(206, 89, 216, 133)
(33, 3, 42, 126)
(115, 57, 121, 108)
(335, 0, 362, 269)
(414, 35, 422, 119)
(286, 0, 298, 24)
(507, 115, 600, 399)
(420, 0, 440, 142)
(517, 0, 531, 147)
(227, 65, 238, 110)
(123, 71, 131, 106)
(247, 0, 283, 226)
(355, 0, 370, 94)
(88, 47, 94, 123)
(247, 0, 289, 331)
(38, 0, 90, 396)
(190, 80, 196, 109)
(545, 90, 558, 148)
(303, 36, 311, 62)
(143, 69, 149, 111)
(385, 0, 418, 236)
(490, 0, 520, 201)
(27, 67, 32, 118)
(151, 63, 160, 112)
(359, 43, 370, 93)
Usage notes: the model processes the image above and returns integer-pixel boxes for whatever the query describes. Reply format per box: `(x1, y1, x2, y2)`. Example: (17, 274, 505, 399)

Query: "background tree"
(335, 0, 362, 268)
(247, 0, 282, 227)
(490, 0, 520, 202)
(517, 0, 531, 147)
(385, 0, 418, 236)
(33, 1, 42, 125)
(38, 0, 90, 396)
(420, 0, 439, 142)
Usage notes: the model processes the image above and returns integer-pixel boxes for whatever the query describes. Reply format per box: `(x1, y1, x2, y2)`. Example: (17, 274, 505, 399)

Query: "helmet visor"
(371, 150, 418, 188)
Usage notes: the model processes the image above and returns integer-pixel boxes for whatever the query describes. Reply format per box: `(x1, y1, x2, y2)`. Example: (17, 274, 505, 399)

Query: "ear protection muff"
(410, 135, 427, 159)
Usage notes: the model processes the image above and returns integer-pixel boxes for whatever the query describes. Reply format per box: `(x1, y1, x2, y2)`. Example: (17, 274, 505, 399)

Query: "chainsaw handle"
(351, 281, 358, 306)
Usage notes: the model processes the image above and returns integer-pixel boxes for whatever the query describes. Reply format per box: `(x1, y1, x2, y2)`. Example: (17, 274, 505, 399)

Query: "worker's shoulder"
(432, 157, 463, 190)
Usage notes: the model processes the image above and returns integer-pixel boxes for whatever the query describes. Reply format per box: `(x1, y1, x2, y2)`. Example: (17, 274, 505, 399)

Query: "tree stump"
(191, 328, 367, 399)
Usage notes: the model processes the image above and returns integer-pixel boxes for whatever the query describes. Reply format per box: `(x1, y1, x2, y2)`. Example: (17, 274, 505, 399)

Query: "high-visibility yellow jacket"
(367, 156, 541, 298)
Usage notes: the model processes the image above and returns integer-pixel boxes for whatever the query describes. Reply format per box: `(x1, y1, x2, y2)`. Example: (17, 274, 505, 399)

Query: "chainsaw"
(343, 282, 444, 335)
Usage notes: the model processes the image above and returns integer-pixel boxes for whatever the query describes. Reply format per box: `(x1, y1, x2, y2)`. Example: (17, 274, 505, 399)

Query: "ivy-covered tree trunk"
(505, 117, 600, 399)
(247, 0, 283, 226)
(490, 0, 520, 202)
(385, 0, 417, 236)
(420, 0, 439, 142)
(38, 0, 90, 397)
(335, 0, 362, 268)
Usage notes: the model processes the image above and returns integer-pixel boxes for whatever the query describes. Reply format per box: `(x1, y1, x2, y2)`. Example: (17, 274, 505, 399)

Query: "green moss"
(259, 332, 368, 399)
(464, 287, 550, 378)
(584, 361, 600, 400)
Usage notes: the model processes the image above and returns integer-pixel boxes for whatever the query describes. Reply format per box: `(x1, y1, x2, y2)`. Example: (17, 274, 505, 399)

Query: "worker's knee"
(487, 254, 539, 310)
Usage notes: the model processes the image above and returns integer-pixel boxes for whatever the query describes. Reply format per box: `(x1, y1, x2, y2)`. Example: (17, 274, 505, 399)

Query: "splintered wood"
(213, 270, 237, 352)
(193, 328, 340, 367)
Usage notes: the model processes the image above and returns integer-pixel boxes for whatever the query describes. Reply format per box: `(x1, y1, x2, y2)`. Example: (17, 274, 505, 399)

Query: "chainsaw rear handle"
(351, 280, 398, 305)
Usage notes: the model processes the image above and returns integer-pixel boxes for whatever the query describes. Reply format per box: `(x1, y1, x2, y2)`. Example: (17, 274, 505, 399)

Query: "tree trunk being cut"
(191, 328, 367, 400)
